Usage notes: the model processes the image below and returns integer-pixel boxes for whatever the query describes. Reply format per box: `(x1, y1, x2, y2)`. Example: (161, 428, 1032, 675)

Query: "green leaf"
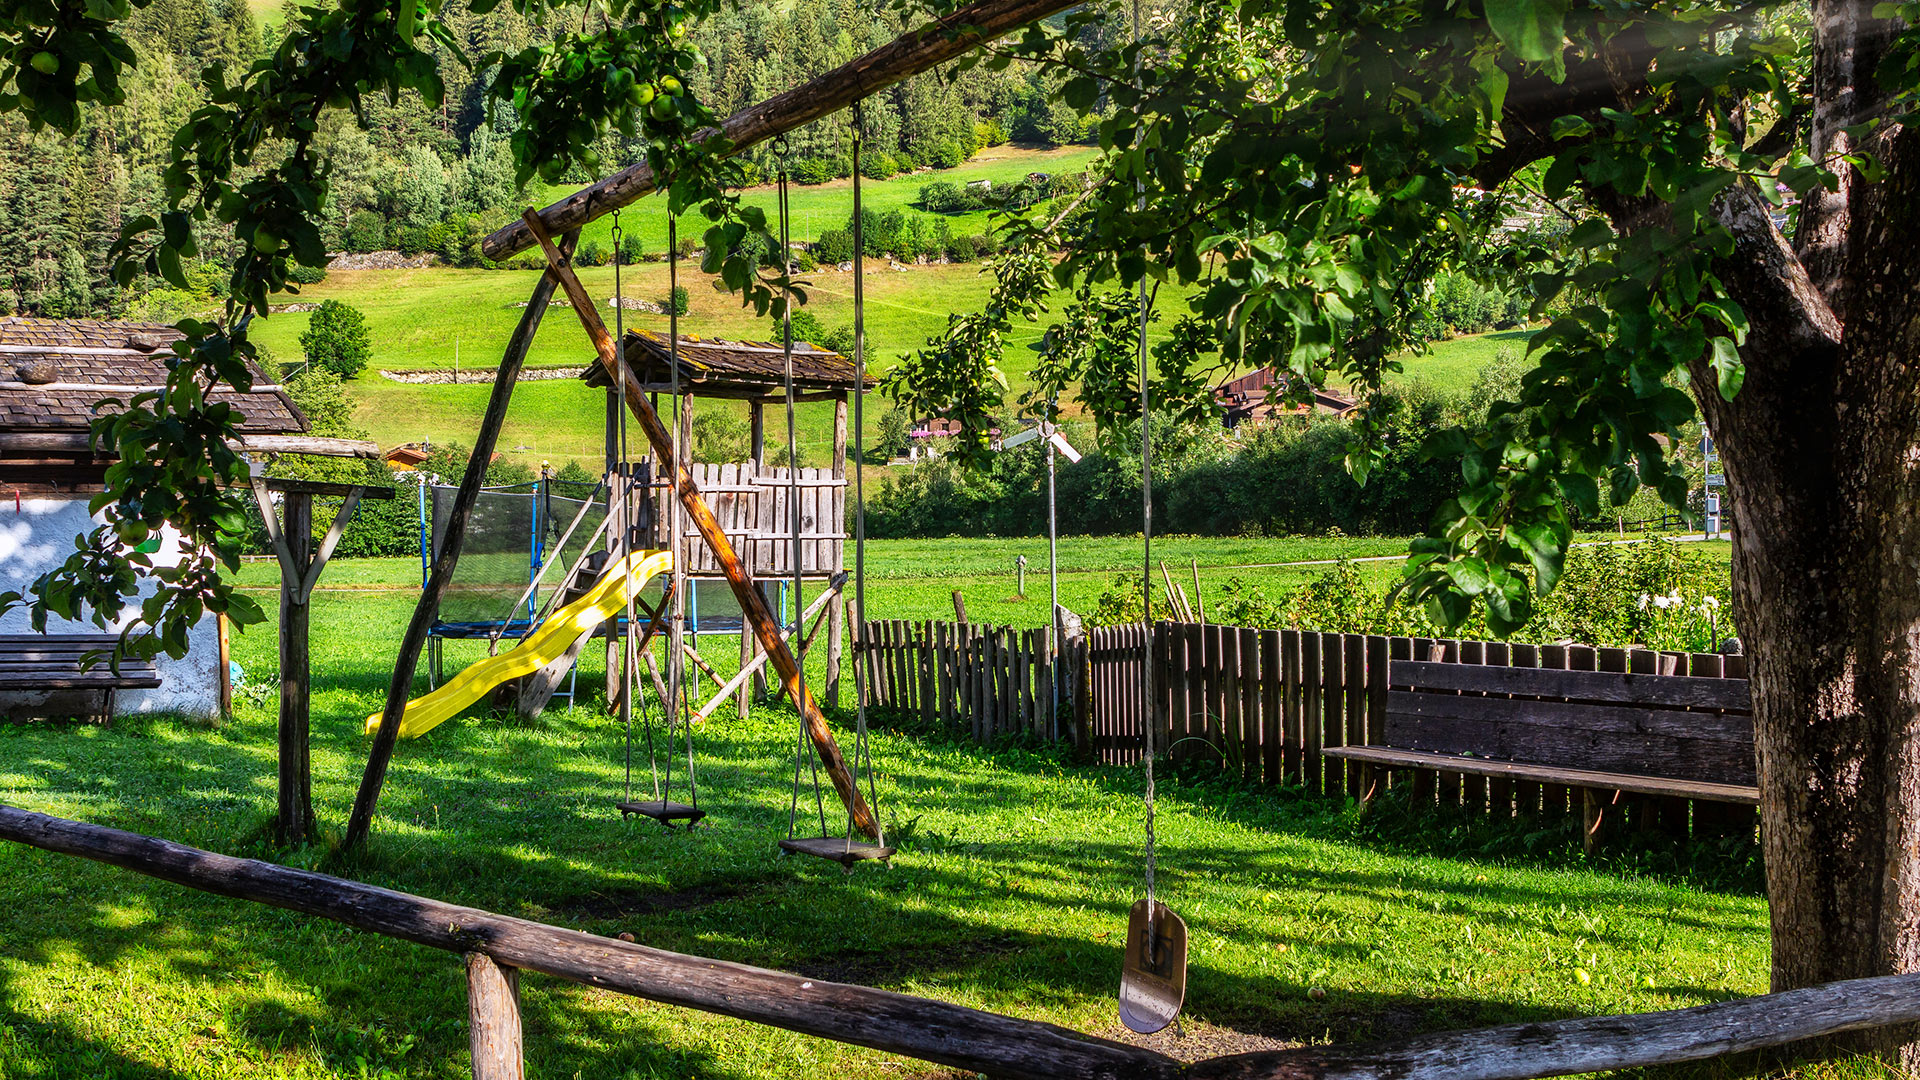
(1709, 336, 1745, 400)
(1485, 0, 1569, 63)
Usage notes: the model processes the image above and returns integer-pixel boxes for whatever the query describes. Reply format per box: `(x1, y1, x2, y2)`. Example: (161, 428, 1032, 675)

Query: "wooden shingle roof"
(0, 316, 304, 435)
(583, 330, 876, 401)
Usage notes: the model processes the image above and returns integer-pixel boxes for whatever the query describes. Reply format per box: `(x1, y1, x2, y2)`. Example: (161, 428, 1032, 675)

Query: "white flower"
(1701, 595, 1721, 610)
(1638, 593, 1651, 610)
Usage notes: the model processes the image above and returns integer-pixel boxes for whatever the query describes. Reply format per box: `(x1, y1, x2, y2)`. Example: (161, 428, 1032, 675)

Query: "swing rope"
(667, 205, 699, 815)
(611, 209, 657, 808)
(775, 136, 831, 843)
(846, 101, 882, 853)
(1132, 0, 1159, 944)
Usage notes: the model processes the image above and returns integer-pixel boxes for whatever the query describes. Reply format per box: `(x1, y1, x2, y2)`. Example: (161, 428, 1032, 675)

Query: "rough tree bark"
(1655, 2, 1920, 1059)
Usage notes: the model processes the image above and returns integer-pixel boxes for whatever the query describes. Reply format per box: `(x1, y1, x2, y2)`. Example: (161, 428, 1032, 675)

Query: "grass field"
(237, 142, 1543, 470)
(0, 561, 1786, 1080)
(524, 143, 1105, 259)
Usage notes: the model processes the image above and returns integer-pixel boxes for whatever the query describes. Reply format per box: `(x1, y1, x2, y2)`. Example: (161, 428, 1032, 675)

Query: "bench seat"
(1323, 745, 1759, 805)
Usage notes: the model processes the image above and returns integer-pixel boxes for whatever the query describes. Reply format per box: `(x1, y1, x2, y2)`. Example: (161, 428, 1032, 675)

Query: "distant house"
(0, 316, 307, 720)
(1214, 368, 1359, 430)
(385, 443, 431, 471)
(903, 416, 999, 461)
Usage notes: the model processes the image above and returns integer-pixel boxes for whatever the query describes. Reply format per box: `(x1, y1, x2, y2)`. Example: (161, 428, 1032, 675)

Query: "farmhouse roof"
(0, 316, 304, 436)
(583, 329, 876, 401)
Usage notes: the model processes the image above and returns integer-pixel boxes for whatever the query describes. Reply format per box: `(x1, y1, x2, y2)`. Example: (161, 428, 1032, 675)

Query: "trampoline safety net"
(422, 473, 791, 638)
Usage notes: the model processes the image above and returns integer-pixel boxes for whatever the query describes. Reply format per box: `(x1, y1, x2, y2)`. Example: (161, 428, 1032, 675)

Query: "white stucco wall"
(0, 495, 220, 719)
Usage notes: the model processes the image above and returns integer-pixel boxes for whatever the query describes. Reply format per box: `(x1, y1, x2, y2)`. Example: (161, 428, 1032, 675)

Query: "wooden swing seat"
(617, 800, 706, 826)
(779, 836, 894, 867)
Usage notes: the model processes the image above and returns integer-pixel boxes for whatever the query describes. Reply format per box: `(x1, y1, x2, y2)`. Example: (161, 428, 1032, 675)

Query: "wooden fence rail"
(5, 802, 1919, 1080)
(855, 620, 1753, 838)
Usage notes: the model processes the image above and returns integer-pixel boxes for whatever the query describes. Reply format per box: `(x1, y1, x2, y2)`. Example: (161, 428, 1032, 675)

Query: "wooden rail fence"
(856, 620, 1754, 839)
(6, 802, 1920, 1080)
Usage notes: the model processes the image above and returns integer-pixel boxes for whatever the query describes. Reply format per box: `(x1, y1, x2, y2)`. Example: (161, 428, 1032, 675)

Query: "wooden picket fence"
(856, 620, 1058, 741)
(856, 619, 1756, 838)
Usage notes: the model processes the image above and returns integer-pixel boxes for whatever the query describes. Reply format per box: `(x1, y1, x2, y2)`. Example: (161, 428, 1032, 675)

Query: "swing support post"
(520, 209, 879, 840)
(344, 231, 578, 852)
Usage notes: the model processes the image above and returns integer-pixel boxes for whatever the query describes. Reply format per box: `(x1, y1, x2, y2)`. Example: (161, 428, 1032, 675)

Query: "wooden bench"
(0, 634, 162, 724)
(1324, 656, 1755, 849)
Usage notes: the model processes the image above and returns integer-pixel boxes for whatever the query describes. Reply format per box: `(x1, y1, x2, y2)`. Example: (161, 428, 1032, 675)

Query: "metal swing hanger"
(607, 205, 703, 829)
(776, 114, 892, 872)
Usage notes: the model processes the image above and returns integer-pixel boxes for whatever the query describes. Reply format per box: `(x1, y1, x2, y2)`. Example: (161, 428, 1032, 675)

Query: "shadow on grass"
(0, 691, 1774, 1077)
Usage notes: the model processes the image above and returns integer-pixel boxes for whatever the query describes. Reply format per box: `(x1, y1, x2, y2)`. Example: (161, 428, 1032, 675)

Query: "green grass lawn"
(1391, 328, 1536, 395)
(0, 571, 1782, 1080)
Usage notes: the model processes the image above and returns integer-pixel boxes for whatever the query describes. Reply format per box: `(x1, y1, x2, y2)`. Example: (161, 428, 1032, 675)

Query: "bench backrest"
(0, 635, 162, 689)
(1383, 659, 1754, 787)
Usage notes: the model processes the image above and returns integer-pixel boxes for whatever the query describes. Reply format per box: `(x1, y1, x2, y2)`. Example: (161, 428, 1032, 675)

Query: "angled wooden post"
(520, 210, 878, 838)
(343, 233, 577, 852)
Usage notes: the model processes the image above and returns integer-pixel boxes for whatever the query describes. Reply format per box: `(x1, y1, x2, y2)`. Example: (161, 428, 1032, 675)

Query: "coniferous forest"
(0, 0, 1090, 319)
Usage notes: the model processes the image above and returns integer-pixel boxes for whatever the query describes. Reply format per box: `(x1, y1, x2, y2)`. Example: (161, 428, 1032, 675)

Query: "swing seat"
(779, 836, 894, 867)
(618, 800, 706, 826)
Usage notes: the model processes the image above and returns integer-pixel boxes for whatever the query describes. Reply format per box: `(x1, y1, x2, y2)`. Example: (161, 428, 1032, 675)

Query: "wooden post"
(216, 612, 232, 718)
(521, 211, 878, 838)
(1057, 605, 1090, 761)
(343, 232, 578, 853)
(824, 394, 848, 705)
(277, 490, 314, 845)
(466, 953, 524, 1080)
(952, 590, 967, 623)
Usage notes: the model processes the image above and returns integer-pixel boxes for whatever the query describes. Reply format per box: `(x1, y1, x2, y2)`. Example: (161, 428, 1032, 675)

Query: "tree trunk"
(1697, 123, 1920, 1061)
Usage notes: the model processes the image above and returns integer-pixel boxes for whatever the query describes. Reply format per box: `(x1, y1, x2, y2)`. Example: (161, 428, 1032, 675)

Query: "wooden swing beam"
(521, 210, 878, 839)
(479, 0, 1083, 262)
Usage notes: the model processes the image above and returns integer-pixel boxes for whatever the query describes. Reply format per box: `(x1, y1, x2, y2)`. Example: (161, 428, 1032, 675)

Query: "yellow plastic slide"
(365, 549, 674, 740)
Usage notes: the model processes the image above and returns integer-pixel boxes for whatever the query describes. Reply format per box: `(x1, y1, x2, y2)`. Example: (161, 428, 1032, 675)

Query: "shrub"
(618, 233, 645, 264)
(858, 150, 895, 180)
(669, 285, 690, 316)
(284, 367, 361, 435)
(789, 156, 846, 185)
(286, 262, 328, 285)
(947, 234, 980, 262)
(343, 211, 384, 253)
(299, 299, 372, 380)
(814, 228, 855, 265)
(928, 140, 967, 169)
(692, 411, 751, 462)
(577, 239, 606, 267)
(919, 180, 966, 213)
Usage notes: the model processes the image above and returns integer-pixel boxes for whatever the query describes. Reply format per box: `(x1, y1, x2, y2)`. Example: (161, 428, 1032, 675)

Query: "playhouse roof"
(0, 317, 303, 436)
(583, 330, 876, 401)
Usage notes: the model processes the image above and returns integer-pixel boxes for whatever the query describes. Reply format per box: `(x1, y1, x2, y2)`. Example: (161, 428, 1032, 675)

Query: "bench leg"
(1357, 764, 1381, 810)
(1582, 788, 1621, 854)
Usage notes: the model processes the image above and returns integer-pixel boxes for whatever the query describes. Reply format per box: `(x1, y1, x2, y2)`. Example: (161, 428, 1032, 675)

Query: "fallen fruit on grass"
(1574, 967, 1592, 985)
(617, 931, 635, 942)
(1308, 986, 1326, 1000)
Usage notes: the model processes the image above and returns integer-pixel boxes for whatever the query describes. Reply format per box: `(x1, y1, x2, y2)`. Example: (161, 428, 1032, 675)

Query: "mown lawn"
(0, 574, 1782, 1080)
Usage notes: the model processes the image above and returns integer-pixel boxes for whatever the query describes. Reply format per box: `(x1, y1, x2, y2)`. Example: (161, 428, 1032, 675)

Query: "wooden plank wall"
(663, 464, 845, 576)
(853, 619, 1755, 839)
